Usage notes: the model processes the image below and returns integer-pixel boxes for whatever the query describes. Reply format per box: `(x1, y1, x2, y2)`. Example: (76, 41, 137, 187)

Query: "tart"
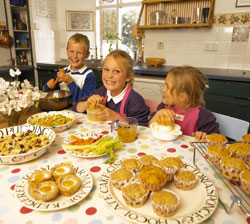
(242, 134, 250, 145)
(154, 159, 177, 181)
(27, 168, 52, 186)
(220, 157, 248, 181)
(206, 133, 227, 145)
(151, 189, 180, 217)
(139, 164, 167, 191)
(29, 180, 59, 201)
(56, 173, 82, 196)
(122, 182, 149, 207)
(207, 145, 231, 166)
(163, 157, 184, 170)
(174, 169, 198, 190)
(240, 170, 250, 194)
(51, 163, 75, 179)
(228, 142, 250, 162)
(139, 155, 158, 165)
(110, 168, 134, 190)
(121, 158, 142, 173)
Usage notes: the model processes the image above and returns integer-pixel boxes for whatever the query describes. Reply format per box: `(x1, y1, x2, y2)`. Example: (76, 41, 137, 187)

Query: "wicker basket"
(146, 58, 165, 67)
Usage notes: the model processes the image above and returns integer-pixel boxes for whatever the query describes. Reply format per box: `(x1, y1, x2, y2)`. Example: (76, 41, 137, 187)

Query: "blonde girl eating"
(149, 66, 219, 141)
(73, 50, 150, 126)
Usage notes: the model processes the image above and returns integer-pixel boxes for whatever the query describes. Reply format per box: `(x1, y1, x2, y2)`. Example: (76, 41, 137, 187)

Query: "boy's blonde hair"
(104, 50, 134, 86)
(168, 66, 208, 107)
(67, 33, 90, 53)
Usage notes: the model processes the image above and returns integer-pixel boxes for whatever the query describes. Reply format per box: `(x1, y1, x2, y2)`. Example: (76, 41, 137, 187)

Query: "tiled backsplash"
(144, 12, 250, 74)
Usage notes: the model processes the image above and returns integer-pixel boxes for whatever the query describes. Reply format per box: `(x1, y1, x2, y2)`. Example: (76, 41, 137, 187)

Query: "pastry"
(154, 159, 177, 181)
(206, 133, 227, 145)
(207, 145, 231, 166)
(228, 142, 250, 162)
(174, 169, 198, 190)
(240, 170, 250, 194)
(51, 163, 75, 179)
(151, 189, 180, 217)
(121, 158, 142, 173)
(242, 134, 250, 145)
(163, 157, 184, 170)
(27, 168, 52, 186)
(139, 155, 158, 165)
(110, 168, 134, 190)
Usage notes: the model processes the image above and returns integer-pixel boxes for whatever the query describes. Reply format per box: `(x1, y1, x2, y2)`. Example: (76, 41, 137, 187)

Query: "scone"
(154, 159, 177, 181)
(140, 164, 167, 191)
(242, 134, 250, 145)
(29, 181, 59, 201)
(122, 182, 149, 207)
(240, 170, 250, 194)
(228, 142, 250, 162)
(151, 189, 180, 217)
(163, 157, 184, 171)
(139, 155, 158, 165)
(207, 145, 231, 166)
(220, 157, 248, 181)
(110, 168, 134, 190)
(121, 158, 142, 173)
(174, 169, 198, 190)
(206, 133, 227, 145)
(56, 173, 82, 196)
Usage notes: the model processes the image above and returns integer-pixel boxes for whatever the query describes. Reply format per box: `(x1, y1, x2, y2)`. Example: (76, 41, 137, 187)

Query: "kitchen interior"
(0, 0, 250, 125)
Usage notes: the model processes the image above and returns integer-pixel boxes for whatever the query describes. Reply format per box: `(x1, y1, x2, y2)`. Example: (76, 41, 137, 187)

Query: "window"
(96, 0, 141, 59)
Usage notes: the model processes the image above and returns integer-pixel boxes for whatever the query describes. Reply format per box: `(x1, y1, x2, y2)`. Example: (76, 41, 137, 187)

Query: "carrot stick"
(53, 76, 60, 87)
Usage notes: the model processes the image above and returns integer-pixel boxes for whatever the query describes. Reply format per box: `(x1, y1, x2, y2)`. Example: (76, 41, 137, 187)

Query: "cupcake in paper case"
(240, 170, 250, 194)
(220, 157, 248, 181)
(140, 164, 167, 192)
(207, 145, 231, 166)
(174, 169, 198, 190)
(163, 157, 184, 171)
(206, 133, 228, 146)
(121, 158, 143, 173)
(242, 134, 250, 145)
(154, 159, 177, 181)
(151, 189, 180, 217)
(228, 142, 250, 163)
(139, 155, 158, 166)
(122, 181, 149, 208)
(110, 168, 134, 190)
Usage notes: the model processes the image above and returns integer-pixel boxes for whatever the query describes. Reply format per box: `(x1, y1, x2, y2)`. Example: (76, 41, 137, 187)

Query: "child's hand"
(156, 109, 175, 126)
(87, 95, 104, 108)
(57, 71, 73, 85)
(94, 104, 120, 121)
(47, 79, 56, 89)
(193, 131, 207, 142)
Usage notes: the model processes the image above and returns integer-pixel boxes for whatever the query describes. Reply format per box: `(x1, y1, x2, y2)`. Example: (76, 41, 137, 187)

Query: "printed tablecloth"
(0, 113, 248, 224)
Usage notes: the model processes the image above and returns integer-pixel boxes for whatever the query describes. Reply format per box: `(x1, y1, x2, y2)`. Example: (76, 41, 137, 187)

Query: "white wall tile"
(230, 42, 248, 56)
(243, 57, 250, 70)
(216, 41, 231, 55)
(214, 55, 229, 69)
(228, 56, 245, 69)
(217, 27, 233, 41)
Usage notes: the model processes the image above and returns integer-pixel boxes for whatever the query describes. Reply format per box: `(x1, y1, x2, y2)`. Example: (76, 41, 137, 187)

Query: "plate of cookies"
(98, 155, 218, 224)
(14, 162, 93, 211)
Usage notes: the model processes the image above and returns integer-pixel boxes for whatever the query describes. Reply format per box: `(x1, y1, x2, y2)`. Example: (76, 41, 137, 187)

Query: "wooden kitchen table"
(0, 112, 248, 224)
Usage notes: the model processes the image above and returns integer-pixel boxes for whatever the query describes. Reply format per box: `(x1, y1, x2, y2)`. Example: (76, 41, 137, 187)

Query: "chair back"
(144, 99, 160, 115)
(212, 112, 249, 141)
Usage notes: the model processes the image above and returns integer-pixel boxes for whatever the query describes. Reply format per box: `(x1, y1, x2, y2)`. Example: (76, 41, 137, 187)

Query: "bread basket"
(146, 58, 165, 67)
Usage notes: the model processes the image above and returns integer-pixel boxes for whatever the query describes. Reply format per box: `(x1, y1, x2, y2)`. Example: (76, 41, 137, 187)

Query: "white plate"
(27, 110, 77, 133)
(99, 162, 218, 224)
(63, 132, 116, 158)
(15, 164, 93, 211)
(0, 124, 56, 165)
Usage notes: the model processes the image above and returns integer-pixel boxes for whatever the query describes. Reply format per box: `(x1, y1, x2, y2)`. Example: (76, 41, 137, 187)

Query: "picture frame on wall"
(66, 11, 94, 31)
(236, 0, 250, 7)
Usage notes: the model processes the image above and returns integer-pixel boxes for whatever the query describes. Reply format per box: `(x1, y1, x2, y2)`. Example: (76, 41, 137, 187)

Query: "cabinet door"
(37, 69, 57, 90)
(93, 70, 103, 89)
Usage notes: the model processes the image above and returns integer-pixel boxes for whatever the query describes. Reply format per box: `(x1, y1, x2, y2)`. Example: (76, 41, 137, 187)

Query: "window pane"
(121, 0, 141, 3)
(96, 0, 117, 7)
(119, 6, 140, 57)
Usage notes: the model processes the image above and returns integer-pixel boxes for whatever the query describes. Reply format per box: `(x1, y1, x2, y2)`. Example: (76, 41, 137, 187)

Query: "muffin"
(139, 155, 158, 165)
(151, 189, 180, 217)
(139, 164, 167, 191)
(206, 133, 227, 145)
(242, 134, 250, 145)
(163, 157, 184, 170)
(29, 180, 59, 202)
(228, 142, 250, 162)
(56, 173, 82, 196)
(154, 159, 177, 181)
(122, 181, 149, 207)
(240, 170, 250, 194)
(121, 158, 142, 173)
(207, 145, 231, 166)
(220, 157, 248, 181)
(51, 163, 75, 179)
(110, 168, 134, 190)
(174, 169, 198, 190)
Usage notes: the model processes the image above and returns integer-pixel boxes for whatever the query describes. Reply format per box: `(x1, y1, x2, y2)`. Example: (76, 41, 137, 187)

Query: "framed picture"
(66, 11, 94, 31)
(236, 0, 250, 7)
